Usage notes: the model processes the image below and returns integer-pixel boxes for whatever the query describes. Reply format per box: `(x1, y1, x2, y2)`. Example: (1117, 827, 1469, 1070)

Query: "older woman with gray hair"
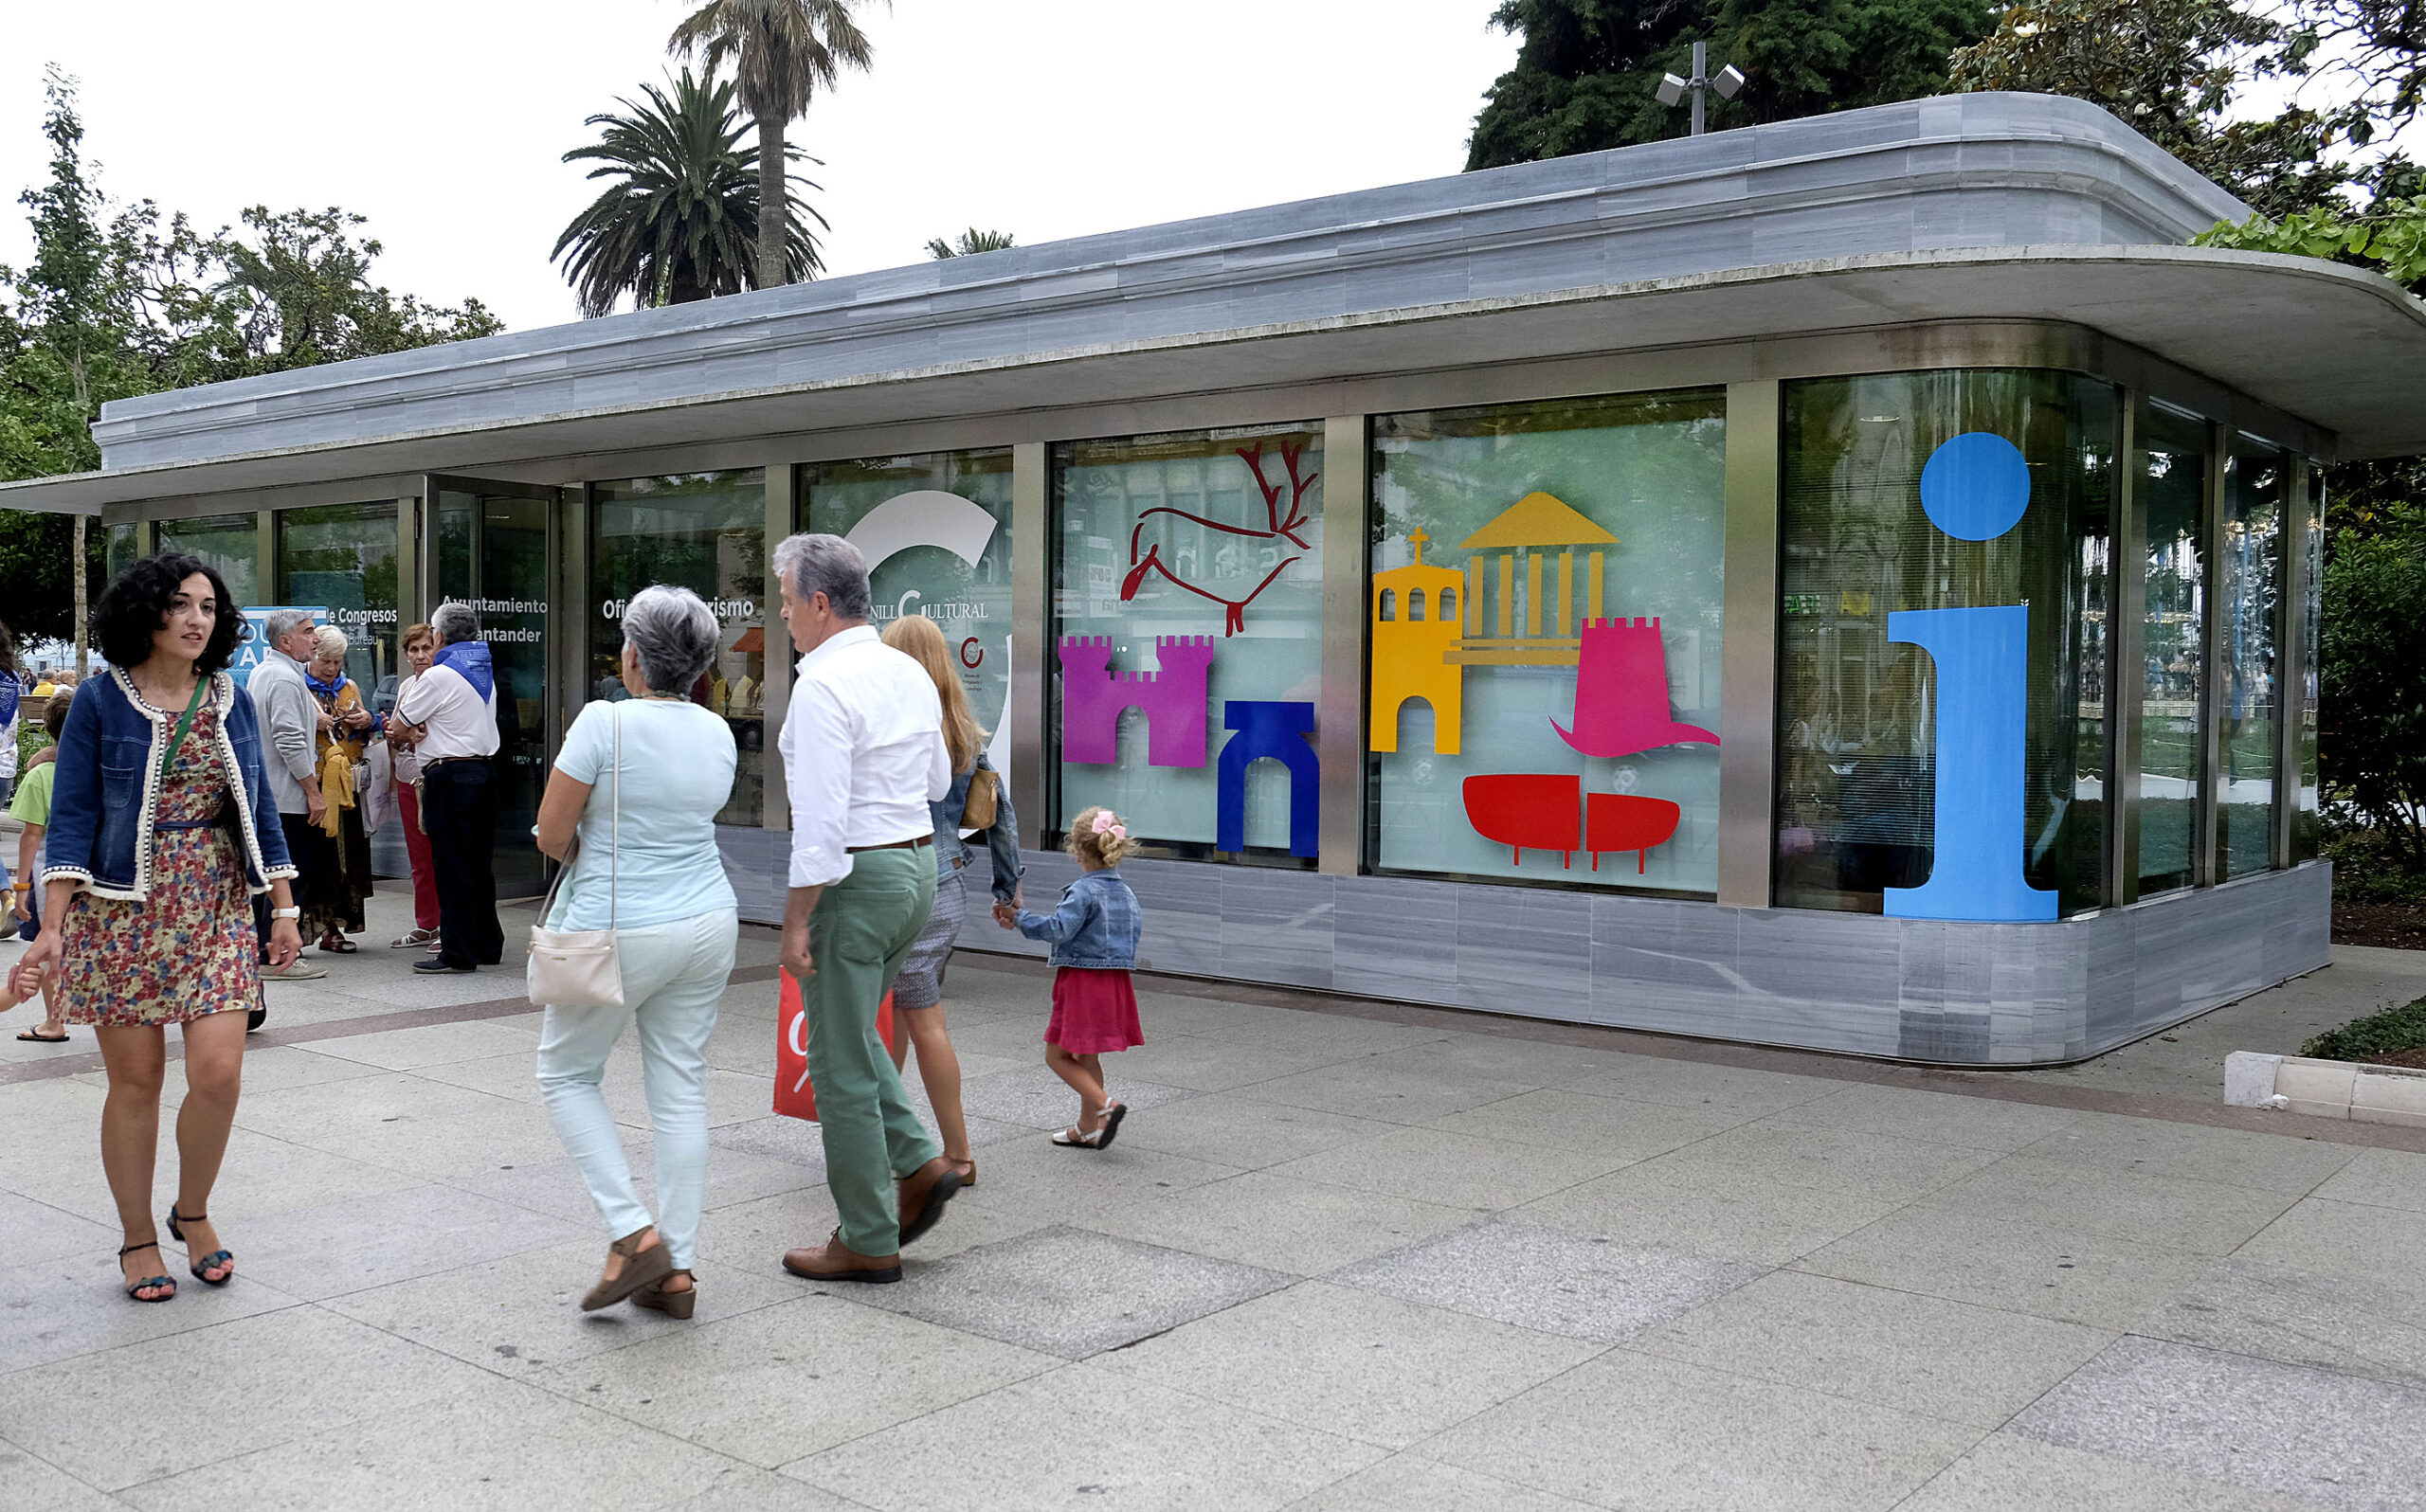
(303, 623, 377, 950)
(531, 585, 740, 1319)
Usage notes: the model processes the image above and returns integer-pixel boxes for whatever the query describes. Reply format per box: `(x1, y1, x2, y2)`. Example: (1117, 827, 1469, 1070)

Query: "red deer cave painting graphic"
(1120, 441, 1314, 636)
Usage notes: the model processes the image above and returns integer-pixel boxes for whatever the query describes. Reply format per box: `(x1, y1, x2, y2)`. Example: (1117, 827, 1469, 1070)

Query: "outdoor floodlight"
(1656, 42, 1743, 135)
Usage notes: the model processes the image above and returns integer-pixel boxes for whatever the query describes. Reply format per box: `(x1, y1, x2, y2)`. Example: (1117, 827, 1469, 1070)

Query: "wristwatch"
(271, 907, 301, 919)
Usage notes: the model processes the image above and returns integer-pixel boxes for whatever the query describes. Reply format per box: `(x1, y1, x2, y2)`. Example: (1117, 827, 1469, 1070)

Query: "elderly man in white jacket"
(243, 609, 329, 987)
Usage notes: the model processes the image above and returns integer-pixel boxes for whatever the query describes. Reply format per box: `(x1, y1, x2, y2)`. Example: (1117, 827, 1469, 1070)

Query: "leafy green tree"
(668, 0, 877, 290)
(2319, 514, 2426, 871)
(553, 69, 825, 317)
(1465, 0, 1991, 169)
(1947, 0, 2351, 215)
(213, 207, 499, 369)
(925, 227, 1015, 259)
(1, 67, 502, 652)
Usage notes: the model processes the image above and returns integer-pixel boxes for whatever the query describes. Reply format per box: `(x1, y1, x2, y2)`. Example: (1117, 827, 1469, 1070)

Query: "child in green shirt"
(9, 687, 69, 1041)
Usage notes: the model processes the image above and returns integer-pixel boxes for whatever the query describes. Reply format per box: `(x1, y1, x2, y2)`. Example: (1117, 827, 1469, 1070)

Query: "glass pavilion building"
(15, 93, 2422, 1065)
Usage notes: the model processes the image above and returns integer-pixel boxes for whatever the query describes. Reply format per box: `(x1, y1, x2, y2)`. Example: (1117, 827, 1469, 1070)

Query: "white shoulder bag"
(527, 705, 624, 1008)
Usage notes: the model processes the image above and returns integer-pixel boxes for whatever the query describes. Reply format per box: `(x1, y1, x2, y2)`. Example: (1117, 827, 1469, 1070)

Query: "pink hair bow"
(1092, 812, 1127, 840)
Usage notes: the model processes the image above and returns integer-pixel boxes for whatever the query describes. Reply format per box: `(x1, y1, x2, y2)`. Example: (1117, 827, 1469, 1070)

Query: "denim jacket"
(931, 754, 1023, 905)
(44, 669, 297, 901)
(1013, 866, 1140, 970)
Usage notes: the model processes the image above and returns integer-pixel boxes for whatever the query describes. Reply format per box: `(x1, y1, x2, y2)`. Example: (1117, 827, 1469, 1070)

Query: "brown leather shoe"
(896, 1157, 964, 1250)
(782, 1232, 902, 1285)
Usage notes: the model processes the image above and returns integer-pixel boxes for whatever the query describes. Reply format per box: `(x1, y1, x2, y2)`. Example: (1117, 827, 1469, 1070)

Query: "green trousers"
(803, 845, 941, 1255)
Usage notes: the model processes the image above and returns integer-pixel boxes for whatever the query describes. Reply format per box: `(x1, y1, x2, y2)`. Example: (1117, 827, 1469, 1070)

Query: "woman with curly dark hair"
(11, 554, 303, 1304)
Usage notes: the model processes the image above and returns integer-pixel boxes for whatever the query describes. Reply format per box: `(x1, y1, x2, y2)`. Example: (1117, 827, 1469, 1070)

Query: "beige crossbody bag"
(526, 705, 624, 1008)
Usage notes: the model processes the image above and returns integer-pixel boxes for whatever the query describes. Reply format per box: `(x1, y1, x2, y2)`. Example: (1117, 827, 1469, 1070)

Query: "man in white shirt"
(771, 533, 962, 1286)
(391, 602, 504, 974)
(244, 610, 330, 987)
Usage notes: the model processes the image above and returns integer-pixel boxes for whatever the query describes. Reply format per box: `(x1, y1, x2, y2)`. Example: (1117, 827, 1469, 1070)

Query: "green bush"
(2301, 998, 2426, 1063)
(2323, 812, 2426, 905)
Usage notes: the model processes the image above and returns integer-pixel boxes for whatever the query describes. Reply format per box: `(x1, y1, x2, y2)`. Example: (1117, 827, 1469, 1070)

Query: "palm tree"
(668, 0, 876, 291)
(926, 227, 1016, 259)
(552, 68, 824, 317)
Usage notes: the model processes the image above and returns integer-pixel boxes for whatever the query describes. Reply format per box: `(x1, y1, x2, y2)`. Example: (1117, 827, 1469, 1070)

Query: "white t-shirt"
(393, 661, 498, 761)
(548, 698, 738, 932)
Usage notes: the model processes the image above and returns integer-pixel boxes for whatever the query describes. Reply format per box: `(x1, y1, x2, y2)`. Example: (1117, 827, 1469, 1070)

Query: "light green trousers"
(804, 845, 941, 1255)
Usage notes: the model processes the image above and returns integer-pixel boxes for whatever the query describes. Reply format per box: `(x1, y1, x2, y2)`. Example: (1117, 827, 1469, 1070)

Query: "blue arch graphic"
(1216, 701, 1319, 857)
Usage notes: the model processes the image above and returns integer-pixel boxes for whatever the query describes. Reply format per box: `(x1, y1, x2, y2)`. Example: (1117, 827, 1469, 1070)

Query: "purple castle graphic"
(1058, 635, 1216, 766)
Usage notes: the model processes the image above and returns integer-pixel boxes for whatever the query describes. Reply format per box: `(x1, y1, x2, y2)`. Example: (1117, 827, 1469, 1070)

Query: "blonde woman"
(303, 625, 376, 951)
(879, 613, 1023, 1188)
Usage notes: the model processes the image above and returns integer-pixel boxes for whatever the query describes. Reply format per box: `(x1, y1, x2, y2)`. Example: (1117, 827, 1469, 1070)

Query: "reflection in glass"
(2218, 439, 2282, 879)
(156, 513, 259, 605)
(106, 523, 137, 582)
(804, 450, 1014, 783)
(2294, 459, 2322, 862)
(1773, 370, 2114, 915)
(2137, 407, 2207, 895)
(1367, 390, 1727, 893)
(590, 472, 765, 827)
(279, 502, 399, 696)
(1051, 424, 1324, 862)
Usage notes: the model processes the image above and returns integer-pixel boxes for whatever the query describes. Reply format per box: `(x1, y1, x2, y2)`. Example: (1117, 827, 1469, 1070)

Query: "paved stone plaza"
(5, 894, 2426, 1511)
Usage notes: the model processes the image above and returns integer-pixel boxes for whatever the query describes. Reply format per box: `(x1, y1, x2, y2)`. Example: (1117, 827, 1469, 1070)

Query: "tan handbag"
(962, 756, 999, 831)
(527, 706, 624, 1009)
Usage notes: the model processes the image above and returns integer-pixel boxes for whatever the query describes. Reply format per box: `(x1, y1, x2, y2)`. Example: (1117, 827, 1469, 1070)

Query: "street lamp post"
(1657, 41, 1746, 136)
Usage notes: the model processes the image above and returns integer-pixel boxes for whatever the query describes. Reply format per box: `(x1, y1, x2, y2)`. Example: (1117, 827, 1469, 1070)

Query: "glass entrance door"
(427, 477, 558, 897)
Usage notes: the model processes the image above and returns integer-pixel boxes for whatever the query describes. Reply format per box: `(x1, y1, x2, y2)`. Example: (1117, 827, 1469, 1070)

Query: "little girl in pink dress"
(999, 806, 1144, 1148)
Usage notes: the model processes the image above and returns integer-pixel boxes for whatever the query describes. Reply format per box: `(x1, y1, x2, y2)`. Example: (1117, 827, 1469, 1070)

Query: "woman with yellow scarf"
(304, 626, 377, 952)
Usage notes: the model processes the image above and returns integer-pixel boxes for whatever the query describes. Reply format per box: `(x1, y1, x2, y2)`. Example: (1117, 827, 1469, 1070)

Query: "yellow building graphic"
(1370, 529, 1465, 753)
(1368, 492, 1621, 754)
(1452, 491, 1619, 664)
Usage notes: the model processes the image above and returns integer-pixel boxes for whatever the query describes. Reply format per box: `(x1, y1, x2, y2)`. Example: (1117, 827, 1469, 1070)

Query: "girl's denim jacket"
(930, 754, 1023, 905)
(44, 669, 296, 901)
(1013, 866, 1140, 969)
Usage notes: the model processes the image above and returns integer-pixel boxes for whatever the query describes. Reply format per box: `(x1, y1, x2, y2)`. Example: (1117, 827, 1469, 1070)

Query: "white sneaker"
(270, 960, 328, 981)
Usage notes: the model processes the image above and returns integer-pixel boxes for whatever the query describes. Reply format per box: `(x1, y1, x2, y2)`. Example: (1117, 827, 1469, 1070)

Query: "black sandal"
(118, 1241, 175, 1303)
(166, 1208, 233, 1286)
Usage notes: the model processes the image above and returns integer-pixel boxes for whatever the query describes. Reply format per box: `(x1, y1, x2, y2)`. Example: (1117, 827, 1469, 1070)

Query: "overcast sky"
(0, 0, 1521, 333)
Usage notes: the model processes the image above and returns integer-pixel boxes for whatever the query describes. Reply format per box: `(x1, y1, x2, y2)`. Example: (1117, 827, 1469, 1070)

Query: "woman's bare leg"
(95, 1024, 169, 1290)
(169, 1011, 246, 1278)
(1044, 1043, 1109, 1133)
(900, 1003, 971, 1168)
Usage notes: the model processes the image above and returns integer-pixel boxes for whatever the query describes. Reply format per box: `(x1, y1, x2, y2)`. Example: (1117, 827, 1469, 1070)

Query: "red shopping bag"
(773, 968, 896, 1122)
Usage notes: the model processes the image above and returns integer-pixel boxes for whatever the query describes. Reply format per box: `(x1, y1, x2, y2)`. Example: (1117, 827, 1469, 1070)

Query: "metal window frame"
(2108, 393, 2147, 907)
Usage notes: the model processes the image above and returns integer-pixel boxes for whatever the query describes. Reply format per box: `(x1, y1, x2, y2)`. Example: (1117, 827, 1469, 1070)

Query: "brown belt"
(847, 836, 934, 854)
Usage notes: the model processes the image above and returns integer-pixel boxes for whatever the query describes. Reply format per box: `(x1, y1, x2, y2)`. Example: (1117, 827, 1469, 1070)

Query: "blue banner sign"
(228, 606, 326, 688)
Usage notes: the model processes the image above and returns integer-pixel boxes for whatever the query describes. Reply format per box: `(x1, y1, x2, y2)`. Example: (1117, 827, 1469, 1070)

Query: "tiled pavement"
(5, 896, 2426, 1509)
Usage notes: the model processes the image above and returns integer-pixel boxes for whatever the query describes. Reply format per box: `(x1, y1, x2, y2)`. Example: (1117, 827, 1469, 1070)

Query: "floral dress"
(60, 703, 260, 1027)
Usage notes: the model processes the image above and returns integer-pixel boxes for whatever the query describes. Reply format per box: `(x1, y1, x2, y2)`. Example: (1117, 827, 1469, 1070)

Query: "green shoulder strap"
(160, 676, 210, 790)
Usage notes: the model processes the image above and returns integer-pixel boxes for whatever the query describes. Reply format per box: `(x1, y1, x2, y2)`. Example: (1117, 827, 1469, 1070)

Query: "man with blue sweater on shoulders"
(391, 603, 503, 974)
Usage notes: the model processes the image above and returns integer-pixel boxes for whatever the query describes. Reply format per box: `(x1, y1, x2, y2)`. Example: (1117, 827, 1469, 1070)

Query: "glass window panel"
(803, 449, 1015, 778)
(1367, 390, 1727, 892)
(1051, 424, 1324, 863)
(105, 523, 137, 581)
(2294, 458, 2322, 863)
(590, 471, 766, 827)
(2218, 437, 2282, 879)
(478, 495, 553, 896)
(2136, 406, 2208, 896)
(155, 512, 259, 605)
(1774, 370, 2114, 916)
(437, 492, 474, 603)
(278, 502, 399, 697)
